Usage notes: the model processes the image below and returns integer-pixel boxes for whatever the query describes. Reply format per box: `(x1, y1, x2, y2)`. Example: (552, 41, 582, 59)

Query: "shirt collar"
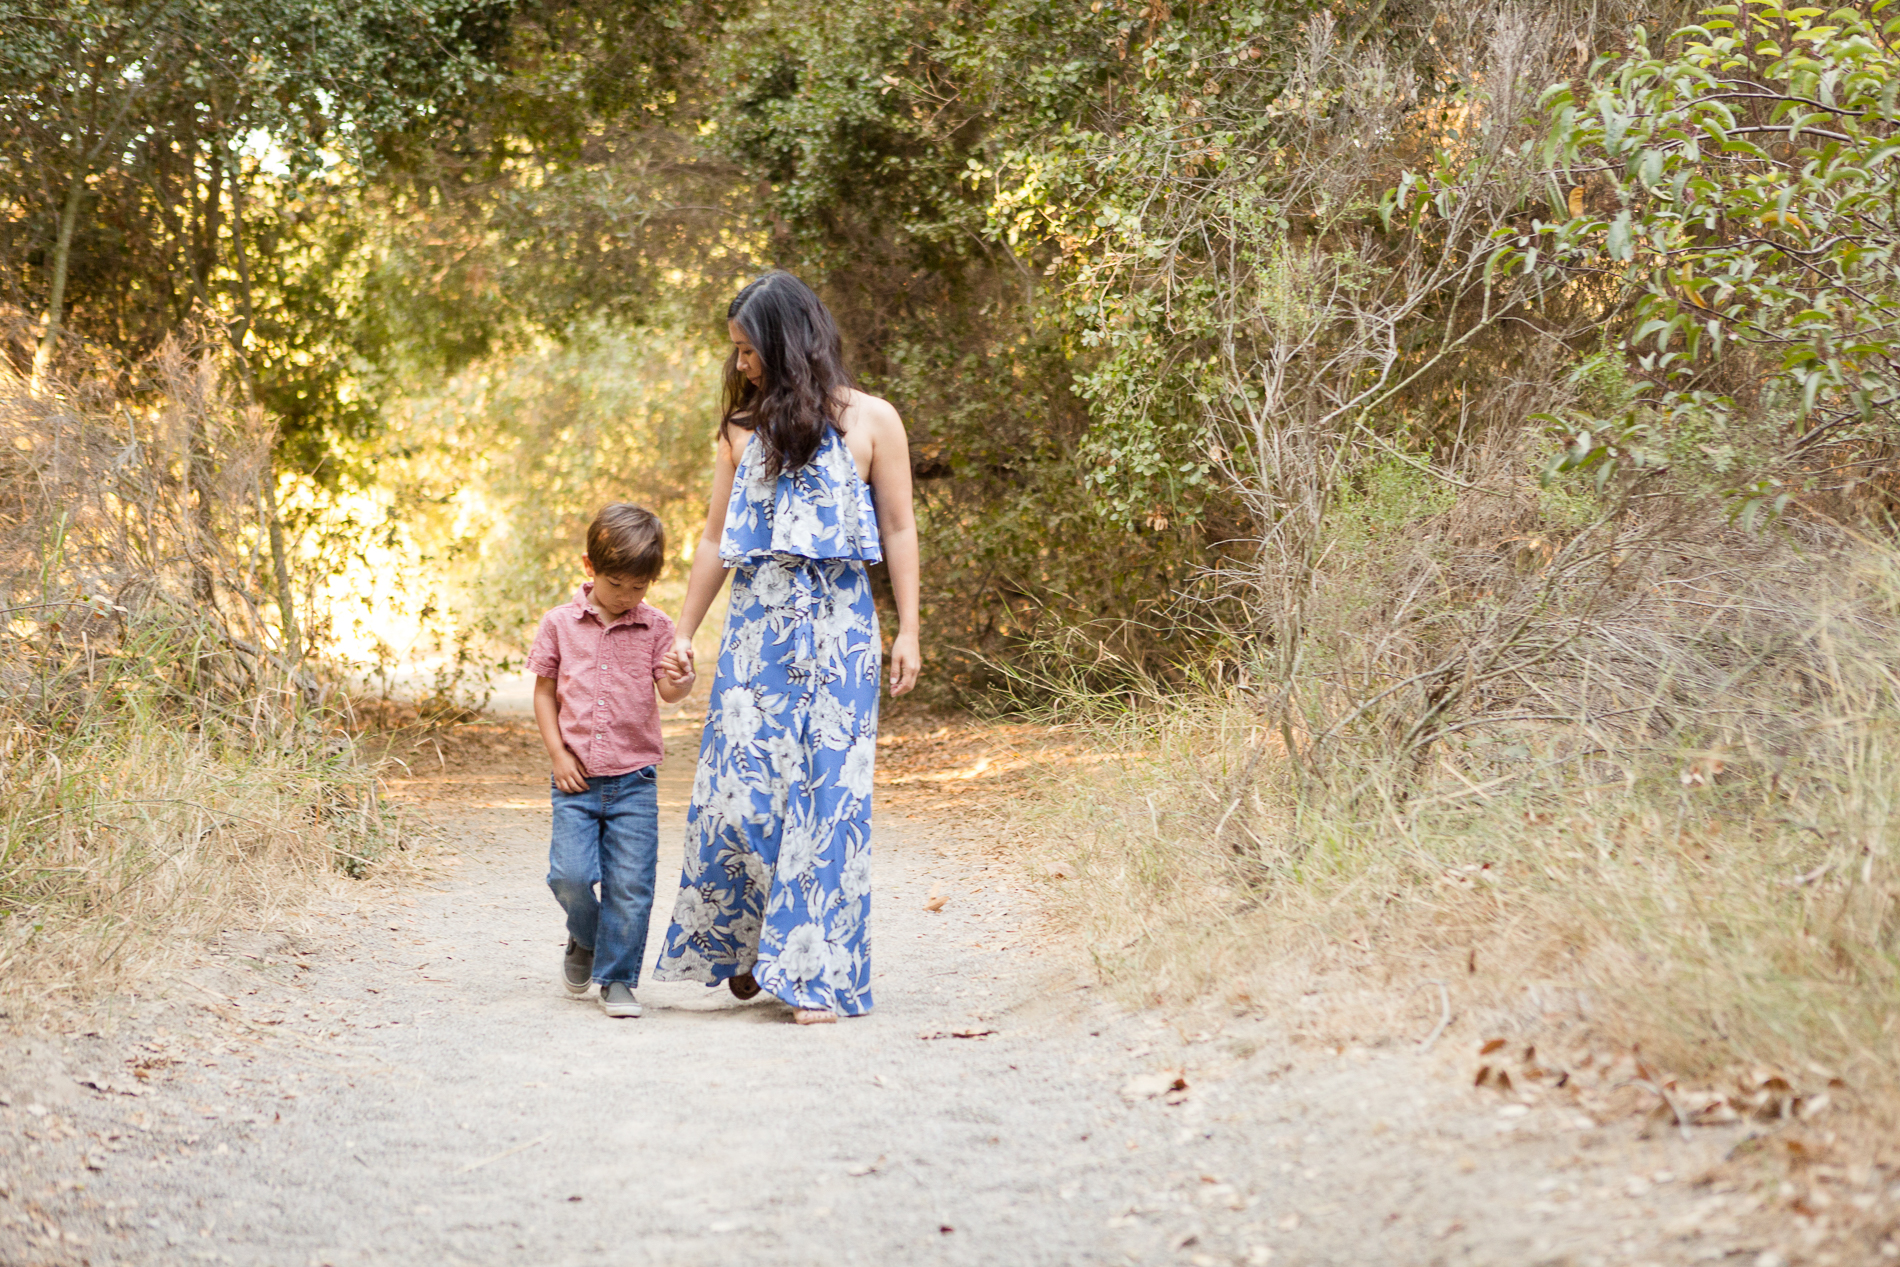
(570, 582, 650, 629)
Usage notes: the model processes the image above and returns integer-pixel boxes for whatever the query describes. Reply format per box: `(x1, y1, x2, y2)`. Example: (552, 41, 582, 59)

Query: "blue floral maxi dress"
(652, 428, 883, 1015)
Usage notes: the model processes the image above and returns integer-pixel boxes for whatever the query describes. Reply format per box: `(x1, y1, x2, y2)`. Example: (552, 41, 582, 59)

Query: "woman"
(651, 271, 921, 1024)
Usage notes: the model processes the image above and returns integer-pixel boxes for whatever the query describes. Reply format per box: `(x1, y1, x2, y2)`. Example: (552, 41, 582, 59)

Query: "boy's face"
(581, 557, 653, 618)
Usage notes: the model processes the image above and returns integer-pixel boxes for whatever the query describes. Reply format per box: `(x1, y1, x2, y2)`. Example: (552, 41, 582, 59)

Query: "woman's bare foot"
(727, 972, 761, 1001)
(793, 1008, 837, 1025)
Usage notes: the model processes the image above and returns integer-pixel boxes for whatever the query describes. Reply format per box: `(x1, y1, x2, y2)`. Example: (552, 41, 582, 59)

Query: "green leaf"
(1607, 211, 1633, 260)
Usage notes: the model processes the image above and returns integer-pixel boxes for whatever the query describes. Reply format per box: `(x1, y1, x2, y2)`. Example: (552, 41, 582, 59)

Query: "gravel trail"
(1, 719, 1797, 1266)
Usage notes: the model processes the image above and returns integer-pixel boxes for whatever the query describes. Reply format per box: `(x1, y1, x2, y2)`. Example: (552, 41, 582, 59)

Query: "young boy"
(525, 503, 694, 1018)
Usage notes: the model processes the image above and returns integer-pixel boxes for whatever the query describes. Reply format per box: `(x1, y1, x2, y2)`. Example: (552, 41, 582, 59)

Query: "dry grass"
(0, 726, 402, 1008)
(912, 448, 1900, 1251)
(0, 353, 405, 1014)
(1006, 520, 1900, 1119)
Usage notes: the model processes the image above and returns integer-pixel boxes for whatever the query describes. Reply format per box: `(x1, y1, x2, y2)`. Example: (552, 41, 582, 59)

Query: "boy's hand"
(657, 650, 696, 703)
(550, 749, 589, 794)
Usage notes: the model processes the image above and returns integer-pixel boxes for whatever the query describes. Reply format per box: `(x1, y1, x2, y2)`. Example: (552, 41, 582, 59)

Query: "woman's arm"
(864, 399, 920, 696)
(671, 431, 742, 674)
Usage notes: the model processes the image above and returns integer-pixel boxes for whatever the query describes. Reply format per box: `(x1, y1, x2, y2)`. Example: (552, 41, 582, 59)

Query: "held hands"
(888, 629, 921, 697)
(657, 641, 697, 704)
(661, 635, 697, 686)
(550, 747, 589, 795)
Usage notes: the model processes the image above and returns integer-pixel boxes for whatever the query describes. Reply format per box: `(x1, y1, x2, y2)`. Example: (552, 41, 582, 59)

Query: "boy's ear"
(581, 554, 597, 578)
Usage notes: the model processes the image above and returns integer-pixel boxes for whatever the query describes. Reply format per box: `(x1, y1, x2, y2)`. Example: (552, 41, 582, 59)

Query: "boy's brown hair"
(586, 503, 666, 580)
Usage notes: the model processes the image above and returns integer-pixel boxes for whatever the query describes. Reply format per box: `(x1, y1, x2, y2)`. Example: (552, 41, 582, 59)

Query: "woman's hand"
(670, 634, 697, 679)
(888, 629, 921, 696)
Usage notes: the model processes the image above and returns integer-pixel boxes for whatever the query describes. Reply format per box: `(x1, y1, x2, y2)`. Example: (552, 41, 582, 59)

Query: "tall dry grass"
(0, 348, 398, 1009)
(1017, 479, 1900, 1109)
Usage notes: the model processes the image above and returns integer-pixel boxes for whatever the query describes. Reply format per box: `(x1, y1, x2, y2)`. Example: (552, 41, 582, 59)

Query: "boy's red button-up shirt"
(524, 585, 675, 777)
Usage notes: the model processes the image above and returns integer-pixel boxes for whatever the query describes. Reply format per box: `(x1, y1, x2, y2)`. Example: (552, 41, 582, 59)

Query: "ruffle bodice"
(719, 425, 882, 565)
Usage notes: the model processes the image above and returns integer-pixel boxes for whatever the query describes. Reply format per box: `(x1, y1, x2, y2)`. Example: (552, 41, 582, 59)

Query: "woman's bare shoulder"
(714, 417, 752, 464)
(842, 389, 903, 432)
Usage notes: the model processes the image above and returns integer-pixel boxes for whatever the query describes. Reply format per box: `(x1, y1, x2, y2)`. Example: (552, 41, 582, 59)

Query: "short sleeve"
(647, 609, 676, 681)
(525, 613, 562, 679)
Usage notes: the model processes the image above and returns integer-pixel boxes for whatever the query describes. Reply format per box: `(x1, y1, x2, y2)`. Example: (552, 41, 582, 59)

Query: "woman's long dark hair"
(720, 271, 852, 476)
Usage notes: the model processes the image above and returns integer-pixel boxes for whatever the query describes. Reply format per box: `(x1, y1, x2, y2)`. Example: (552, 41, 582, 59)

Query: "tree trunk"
(182, 147, 226, 607)
(259, 473, 301, 663)
(29, 172, 87, 394)
(219, 135, 301, 664)
(184, 395, 218, 606)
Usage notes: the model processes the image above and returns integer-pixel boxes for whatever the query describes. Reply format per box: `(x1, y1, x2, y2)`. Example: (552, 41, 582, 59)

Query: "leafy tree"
(1535, 0, 1900, 524)
(347, 0, 742, 378)
(0, 0, 509, 655)
(0, 0, 507, 395)
(376, 0, 1607, 687)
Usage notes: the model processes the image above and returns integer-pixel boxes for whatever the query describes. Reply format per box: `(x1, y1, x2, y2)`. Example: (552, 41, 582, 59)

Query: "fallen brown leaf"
(923, 895, 948, 913)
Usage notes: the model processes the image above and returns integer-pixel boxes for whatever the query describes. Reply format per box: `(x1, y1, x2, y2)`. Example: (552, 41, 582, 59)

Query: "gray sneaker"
(562, 940, 593, 996)
(600, 981, 642, 1018)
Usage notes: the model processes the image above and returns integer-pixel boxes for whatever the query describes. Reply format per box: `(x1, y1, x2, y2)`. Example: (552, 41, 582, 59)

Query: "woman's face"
(728, 320, 763, 386)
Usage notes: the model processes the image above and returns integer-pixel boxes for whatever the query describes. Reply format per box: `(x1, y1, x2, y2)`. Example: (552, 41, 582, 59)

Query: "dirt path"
(1, 718, 1822, 1266)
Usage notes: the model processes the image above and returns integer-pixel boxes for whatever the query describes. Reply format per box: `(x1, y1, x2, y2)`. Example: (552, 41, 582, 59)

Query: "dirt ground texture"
(2, 714, 1896, 1266)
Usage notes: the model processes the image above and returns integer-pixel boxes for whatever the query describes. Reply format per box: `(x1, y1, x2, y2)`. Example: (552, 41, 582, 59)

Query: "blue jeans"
(547, 767, 659, 986)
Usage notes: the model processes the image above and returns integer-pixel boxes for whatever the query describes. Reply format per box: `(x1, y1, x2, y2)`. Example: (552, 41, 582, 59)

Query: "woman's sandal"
(727, 972, 761, 1001)
(793, 1008, 838, 1025)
